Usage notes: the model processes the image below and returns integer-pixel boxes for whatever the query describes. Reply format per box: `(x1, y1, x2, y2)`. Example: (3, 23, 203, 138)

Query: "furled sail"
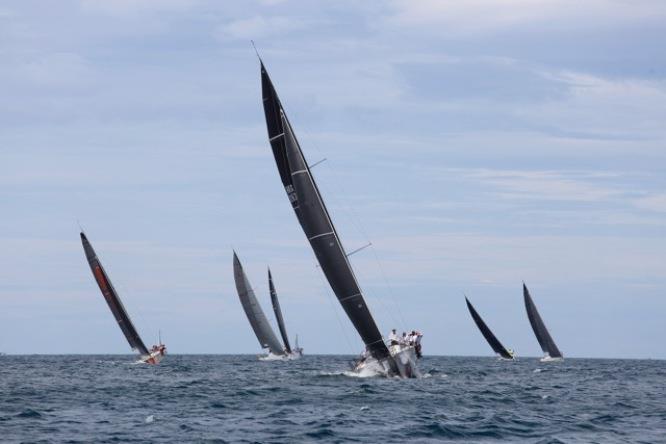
(523, 283, 563, 358)
(260, 61, 391, 363)
(80, 232, 150, 356)
(233, 252, 285, 355)
(268, 268, 292, 353)
(465, 297, 513, 359)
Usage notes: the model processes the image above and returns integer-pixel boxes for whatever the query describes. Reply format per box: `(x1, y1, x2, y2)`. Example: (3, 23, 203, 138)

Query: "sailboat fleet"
(464, 283, 563, 362)
(65, 51, 566, 373)
(233, 252, 302, 360)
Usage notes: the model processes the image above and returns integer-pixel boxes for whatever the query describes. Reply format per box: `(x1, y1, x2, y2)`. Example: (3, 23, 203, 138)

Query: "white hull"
(540, 355, 563, 362)
(355, 344, 420, 378)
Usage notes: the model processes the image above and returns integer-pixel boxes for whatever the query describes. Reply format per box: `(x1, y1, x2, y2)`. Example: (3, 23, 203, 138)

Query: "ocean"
(0, 355, 664, 443)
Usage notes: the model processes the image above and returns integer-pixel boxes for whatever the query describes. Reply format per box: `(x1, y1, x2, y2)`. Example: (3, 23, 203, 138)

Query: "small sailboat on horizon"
(523, 283, 563, 362)
(233, 252, 302, 360)
(258, 54, 420, 378)
(269, 268, 303, 358)
(465, 296, 515, 360)
(79, 232, 166, 364)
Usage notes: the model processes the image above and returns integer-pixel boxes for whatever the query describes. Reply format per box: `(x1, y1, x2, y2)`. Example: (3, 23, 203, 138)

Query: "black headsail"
(233, 252, 285, 355)
(523, 283, 563, 358)
(268, 268, 292, 353)
(261, 61, 392, 363)
(465, 297, 513, 359)
(80, 232, 150, 356)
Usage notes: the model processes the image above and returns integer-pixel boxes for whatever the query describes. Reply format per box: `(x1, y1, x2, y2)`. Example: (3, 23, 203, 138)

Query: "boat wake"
(259, 352, 302, 361)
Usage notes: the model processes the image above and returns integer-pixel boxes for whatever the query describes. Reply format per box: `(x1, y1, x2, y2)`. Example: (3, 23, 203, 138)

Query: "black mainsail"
(233, 252, 285, 355)
(268, 268, 292, 353)
(80, 232, 150, 356)
(523, 283, 563, 359)
(465, 297, 513, 359)
(260, 61, 392, 363)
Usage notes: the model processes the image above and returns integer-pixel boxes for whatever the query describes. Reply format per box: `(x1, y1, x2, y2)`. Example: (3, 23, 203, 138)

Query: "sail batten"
(523, 283, 563, 358)
(465, 297, 513, 359)
(233, 253, 285, 355)
(261, 62, 391, 362)
(80, 232, 150, 356)
(268, 269, 292, 353)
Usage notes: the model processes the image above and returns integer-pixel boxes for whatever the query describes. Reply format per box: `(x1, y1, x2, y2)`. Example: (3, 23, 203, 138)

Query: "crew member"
(388, 329, 399, 346)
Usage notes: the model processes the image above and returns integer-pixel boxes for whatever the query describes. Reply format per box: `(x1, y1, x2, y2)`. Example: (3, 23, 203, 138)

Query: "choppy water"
(0, 355, 664, 443)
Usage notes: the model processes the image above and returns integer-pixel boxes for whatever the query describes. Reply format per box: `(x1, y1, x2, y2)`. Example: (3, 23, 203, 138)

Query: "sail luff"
(523, 283, 563, 358)
(465, 297, 513, 359)
(233, 253, 285, 355)
(80, 232, 150, 356)
(268, 268, 292, 353)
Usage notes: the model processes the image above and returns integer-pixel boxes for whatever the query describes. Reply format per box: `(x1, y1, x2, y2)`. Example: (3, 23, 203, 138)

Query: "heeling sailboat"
(465, 297, 514, 360)
(259, 59, 419, 377)
(523, 283, 563, 362)
(269, 268, 303, 358)
(233, 252, 300, 360)
(79, 232, 166, 364)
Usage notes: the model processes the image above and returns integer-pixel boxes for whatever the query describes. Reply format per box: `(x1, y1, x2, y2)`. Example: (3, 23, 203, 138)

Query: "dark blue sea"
(1, 355, 664, 443)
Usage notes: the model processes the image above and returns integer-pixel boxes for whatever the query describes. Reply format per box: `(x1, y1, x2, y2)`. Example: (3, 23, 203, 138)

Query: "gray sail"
(233, 253, 284, 355)
(80, 232, 150, 356)
(268, 268, 292, 353)
(465, 297, 513, 359)
(523, 283, 563, 358)
(260, 61, 392, 364)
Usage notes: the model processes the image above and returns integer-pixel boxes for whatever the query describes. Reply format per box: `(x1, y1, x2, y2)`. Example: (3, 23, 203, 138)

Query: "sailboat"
(269, 268, 303, 358)
(523, 283, 563, 362)
(80, 232, 166, 364)
(232, 252, 301, 360)
(465, 297, 514, 360)
(258, 57, 419, 377)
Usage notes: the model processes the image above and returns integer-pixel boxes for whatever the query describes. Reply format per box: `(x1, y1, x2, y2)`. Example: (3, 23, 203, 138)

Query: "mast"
(260, 61, 392, 363)
(465, 297, 513, 359)
(80, 232, 150, 356)
(268, 268, 292, 353)
(523, 283, 563, 358)
(233, 252, 285, 355)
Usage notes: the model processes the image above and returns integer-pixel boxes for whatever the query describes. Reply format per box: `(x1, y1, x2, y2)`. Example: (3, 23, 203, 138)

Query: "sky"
(1, 0, 665, 358)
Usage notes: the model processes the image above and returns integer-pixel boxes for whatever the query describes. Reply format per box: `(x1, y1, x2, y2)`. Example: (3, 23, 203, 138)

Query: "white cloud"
(635, 193, 666, 212)
(79, 0, 197, 16)
(214, 15, 307, 40)
(456, 168, 622, 202)
(386, 0, 666, 35)
(19, 52, 95, 89)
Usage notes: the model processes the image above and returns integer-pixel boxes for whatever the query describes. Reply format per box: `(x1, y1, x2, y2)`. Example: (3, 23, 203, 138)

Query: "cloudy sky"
(1, 0, 664, 358)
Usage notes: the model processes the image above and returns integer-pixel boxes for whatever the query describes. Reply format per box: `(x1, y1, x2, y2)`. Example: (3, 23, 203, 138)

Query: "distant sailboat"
(465, 297, 514, 360)
(259, 57, 419, 377)
(523, 283, 563, 362)
(269, 268, 303, 358)
(232, 253, 301, 360)
(80, 232, 166, 364)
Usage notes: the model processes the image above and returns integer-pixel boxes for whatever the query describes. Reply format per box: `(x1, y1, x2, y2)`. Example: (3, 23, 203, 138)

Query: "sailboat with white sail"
(80, 232, 166, 364)
(523, 283, 563, 362)
(233, 252, 302, 360)
(258, 56, 420, 377)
